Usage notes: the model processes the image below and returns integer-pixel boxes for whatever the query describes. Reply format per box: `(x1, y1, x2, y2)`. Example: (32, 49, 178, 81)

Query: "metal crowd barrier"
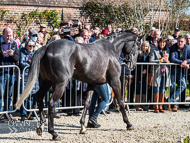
(121, 62, 190, 107)
(0, 65, 20, 124)
(0, 63, 190, 123)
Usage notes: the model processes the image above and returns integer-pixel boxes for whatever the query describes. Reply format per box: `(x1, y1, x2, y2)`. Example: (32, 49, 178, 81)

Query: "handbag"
(145, 72, 154, 86)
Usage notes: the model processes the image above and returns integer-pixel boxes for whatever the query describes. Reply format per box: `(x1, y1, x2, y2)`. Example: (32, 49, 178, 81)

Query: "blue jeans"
(89, 84, 109, 119)
(153, 74, 166, 94)
(0, 73, 15, 112)
(169, 69, 186, 107)
(104, 84, 111, 111)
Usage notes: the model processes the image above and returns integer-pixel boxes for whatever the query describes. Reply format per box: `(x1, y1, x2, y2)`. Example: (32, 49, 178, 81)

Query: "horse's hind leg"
(35, 81, 51, 136)
(48, 82, 67, 141)
(80, 84, 95, 134)
(111, 81, 133, 130)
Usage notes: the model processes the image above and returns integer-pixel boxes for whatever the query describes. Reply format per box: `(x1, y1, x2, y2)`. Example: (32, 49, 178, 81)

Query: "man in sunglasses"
(0, 27, 20, 122)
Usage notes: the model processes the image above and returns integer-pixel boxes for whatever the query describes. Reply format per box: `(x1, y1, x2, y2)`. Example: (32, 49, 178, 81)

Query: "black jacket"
(135, 51, 150, 83)
(0, 39, 20, 65)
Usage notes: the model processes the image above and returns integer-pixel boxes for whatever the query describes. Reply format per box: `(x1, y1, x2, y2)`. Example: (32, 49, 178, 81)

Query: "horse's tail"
(15, 45, 47, 109)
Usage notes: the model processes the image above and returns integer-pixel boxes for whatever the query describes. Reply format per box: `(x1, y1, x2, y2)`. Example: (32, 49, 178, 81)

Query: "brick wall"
(0, 0, 169, 33)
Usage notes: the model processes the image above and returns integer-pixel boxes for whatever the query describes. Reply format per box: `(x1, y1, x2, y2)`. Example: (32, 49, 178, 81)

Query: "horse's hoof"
(80, 130, 87, 134)
(53, 136, 61, 141)
(36, 127, 43, 136)
(127, 126, 134, 130)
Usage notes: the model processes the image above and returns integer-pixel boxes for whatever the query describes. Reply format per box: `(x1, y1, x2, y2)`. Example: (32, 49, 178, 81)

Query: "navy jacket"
(136, 51, 150, 83)
(170, 43, 190, 73)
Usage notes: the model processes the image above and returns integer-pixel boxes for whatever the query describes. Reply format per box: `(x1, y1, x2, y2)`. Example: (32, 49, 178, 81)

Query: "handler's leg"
(80, 84, 95, 134)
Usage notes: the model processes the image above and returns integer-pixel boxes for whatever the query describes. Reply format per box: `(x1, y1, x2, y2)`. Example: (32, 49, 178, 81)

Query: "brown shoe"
(164, 98, 172, 111)
(136, 107, 143, 111)
(159, 94, 165, 113)
(136, 94, 143, 111)
(172, 106, 178, 112)
(153, 94, 159, 113)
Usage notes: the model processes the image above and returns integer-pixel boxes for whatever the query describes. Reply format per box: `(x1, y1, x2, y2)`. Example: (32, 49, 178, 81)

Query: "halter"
(120, 35, 140, 62)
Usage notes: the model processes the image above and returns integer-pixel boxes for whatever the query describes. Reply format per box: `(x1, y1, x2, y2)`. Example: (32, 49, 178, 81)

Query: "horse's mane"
(106, 29, 138, 43)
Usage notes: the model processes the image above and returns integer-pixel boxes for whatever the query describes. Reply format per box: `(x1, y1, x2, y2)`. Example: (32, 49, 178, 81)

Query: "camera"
(63, 27, 70, 35)
(72, 20, 78, 27)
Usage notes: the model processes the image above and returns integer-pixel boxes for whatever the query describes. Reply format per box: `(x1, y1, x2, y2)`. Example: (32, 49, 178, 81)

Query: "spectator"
(166, 35, 174, 47)
(173, 28, 180, 40)
(21, 32, 29, 44)
(90, 27, 100, 42)
(52, 28, 59, 36)
(84, 23, 91, 30)
(39, 24, 51, 46)
(0, 27, 19, 122)
(60, 21, 69, 29)
(149, 37, 171, 113)
(169, 39, 177, 48)
(19, 29, 42, 50)
(146, 27, 156, 41)
(19, 40, 39, 121)
(80, 29, 89, 44)
(131, 27, 138, 34)
(58, 29, 64, 39)
(101, 30, 109, 38)
(13, 31, 21, 47)
(149, 29, 161, 48)
(135, 41, 151, 111)
(98, 33, 104, 39)
(38, 32, 44, 39)
(170, 35, 190, 112)
(185, 34, 190, 46)
(119, 52, 133, 111)
(74, 36, 84, 43)
(107, 24, 112, 35)
(49, 35, 61, 43)
(36, 36, 44, 46)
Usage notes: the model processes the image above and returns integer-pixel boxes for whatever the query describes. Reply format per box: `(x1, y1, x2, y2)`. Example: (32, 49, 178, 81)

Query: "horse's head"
(121, 32, 143, 71)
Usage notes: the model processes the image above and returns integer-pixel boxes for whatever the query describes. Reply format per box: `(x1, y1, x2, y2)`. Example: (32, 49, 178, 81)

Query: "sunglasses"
(28, 45, 35, 48)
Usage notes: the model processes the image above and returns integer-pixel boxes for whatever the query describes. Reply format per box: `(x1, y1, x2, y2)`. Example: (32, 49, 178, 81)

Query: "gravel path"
(0, 109, 189, 143)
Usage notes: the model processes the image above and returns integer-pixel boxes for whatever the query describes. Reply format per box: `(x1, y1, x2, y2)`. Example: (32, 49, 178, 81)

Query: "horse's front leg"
(111, 83, 133, 130)
(80, 85, 95, 134)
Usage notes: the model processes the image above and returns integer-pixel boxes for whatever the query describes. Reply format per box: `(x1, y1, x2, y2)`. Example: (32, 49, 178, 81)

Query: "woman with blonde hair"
(135, 41, 151, 111)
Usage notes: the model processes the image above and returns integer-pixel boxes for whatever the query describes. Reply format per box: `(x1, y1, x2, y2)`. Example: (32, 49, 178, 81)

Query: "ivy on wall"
(84, 2, 149, 30)
(0, 8, 61, 40)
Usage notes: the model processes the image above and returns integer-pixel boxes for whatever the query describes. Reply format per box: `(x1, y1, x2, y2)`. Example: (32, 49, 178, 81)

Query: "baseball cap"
(175, 28, 180, 31)
(29, 29, 38, 36)
(40, 24, 47, 28)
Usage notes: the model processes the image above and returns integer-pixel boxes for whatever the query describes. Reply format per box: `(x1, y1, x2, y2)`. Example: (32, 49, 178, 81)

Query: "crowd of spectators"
(0, 20, 189, 127)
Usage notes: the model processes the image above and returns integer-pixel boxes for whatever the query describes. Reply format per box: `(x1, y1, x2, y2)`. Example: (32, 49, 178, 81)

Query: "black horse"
(15, 30, 142, 141)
